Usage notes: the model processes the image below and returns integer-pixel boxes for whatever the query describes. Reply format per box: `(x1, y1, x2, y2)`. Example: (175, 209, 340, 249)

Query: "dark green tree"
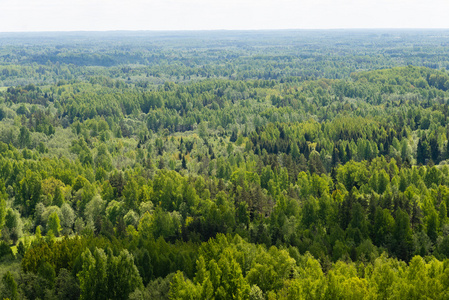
(1, 271, 18, 300)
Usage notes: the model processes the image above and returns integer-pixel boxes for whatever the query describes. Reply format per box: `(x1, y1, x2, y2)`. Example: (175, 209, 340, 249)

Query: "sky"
(1, 0, 449, 32)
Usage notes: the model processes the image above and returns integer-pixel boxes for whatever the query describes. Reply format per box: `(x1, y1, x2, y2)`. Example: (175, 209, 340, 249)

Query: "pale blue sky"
(1, 0, 448, 32)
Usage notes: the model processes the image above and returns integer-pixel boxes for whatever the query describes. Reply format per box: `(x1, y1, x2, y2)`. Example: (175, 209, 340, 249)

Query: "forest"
(2, 30, 449, 299)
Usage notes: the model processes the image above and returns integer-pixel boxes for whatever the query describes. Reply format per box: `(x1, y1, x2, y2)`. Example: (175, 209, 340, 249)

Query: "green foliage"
(5, 31, 449, 299)
(78, 248, 108, 300)
(0, 196, 5, 237)
(3, 208, 23, 244)
(0, 240, 13, 259)
(17, 170, 42, 216)
(78, 247, 142, 300)
(1, 271, 18, 300)
(47, 211, 62, 237)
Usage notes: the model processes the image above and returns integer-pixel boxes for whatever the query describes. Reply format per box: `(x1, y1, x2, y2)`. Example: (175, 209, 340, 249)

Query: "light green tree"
(48, 211, 62, 236)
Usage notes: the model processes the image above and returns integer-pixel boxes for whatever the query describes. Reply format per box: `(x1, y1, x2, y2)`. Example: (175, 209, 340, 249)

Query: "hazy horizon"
(2, 28, 449, 34)
(1, 0, 449, 32)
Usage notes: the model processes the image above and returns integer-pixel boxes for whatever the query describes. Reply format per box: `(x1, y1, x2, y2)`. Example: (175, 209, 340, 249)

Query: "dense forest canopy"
(1, 30, 449, 299)
(1, 30, 449, 86)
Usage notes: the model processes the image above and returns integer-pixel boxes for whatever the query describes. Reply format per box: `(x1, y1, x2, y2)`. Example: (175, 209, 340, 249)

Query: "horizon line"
(2, 28, 449, 34)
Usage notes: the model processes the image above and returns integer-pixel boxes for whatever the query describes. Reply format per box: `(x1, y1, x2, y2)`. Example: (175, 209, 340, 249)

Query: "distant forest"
(1, 30, 449, 299)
